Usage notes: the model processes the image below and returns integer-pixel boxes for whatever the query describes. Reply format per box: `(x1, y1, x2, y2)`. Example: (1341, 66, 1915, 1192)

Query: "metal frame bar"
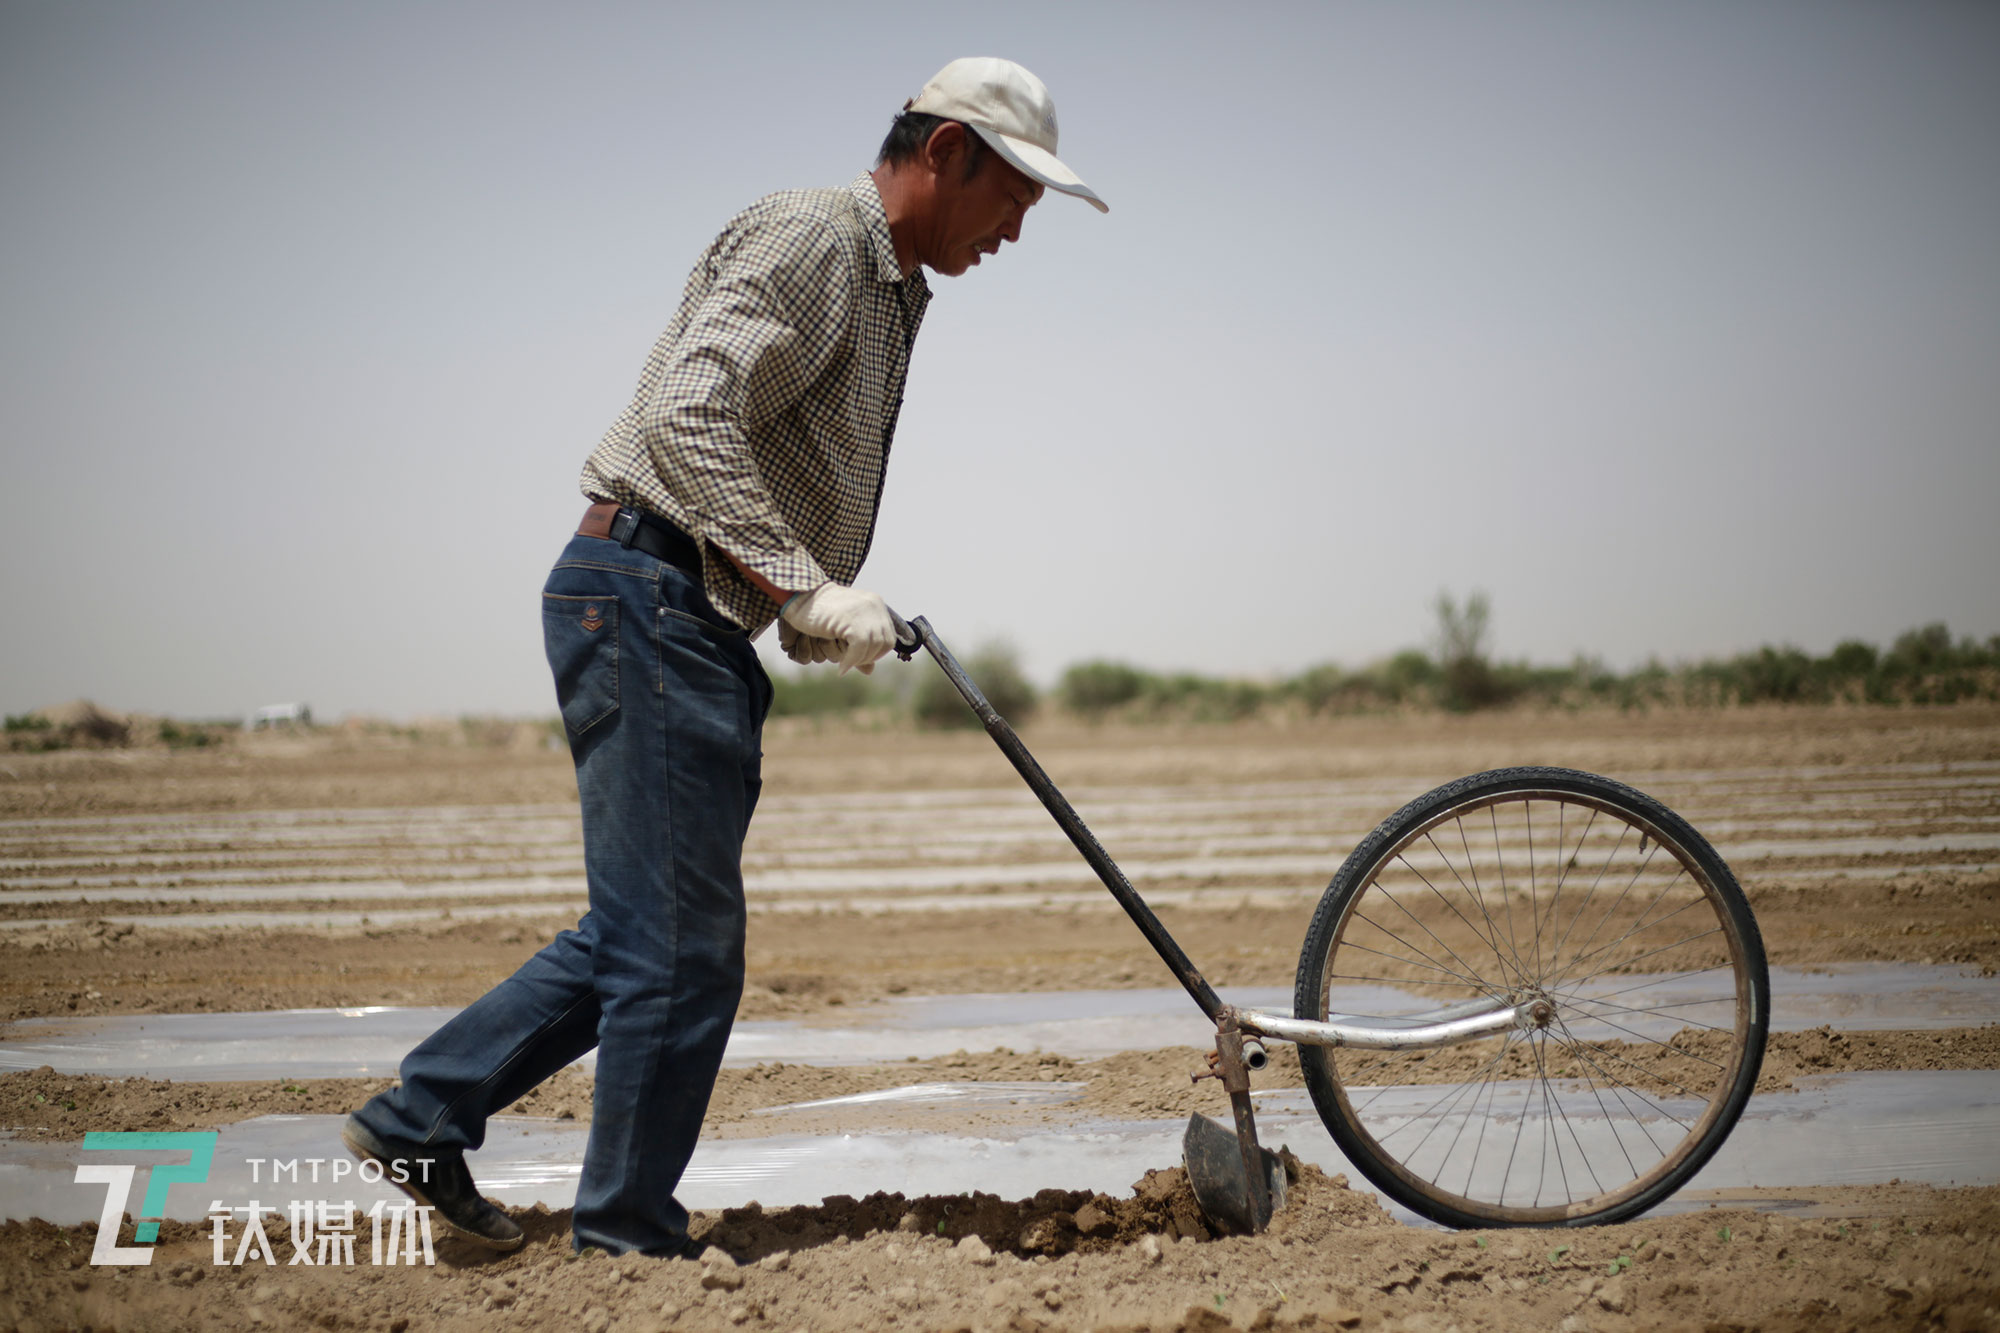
(1236, 1001, 1542, 1051)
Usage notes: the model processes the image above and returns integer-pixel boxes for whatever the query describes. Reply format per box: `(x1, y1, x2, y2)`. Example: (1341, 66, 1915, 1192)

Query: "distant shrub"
(789, 612, 1999, 729)
(1286, 652, 1445, 715)
(158, 719, 226, 749)
(1379, 650, 1441, 704)
(1060, 661, 1149, 716)
(769, 669, 875, 718)
(1433, 591, 1518, 712)
(1608, 659, 1675, 711)
(1826, 639, 1878, 678)
(1494, 660, 1586, 709)
(5, 703, 130, 751)
(1008, 615, 1996, 723)
(916, 642, 1037, 730)
(4, 713, 61, 752)
(1737, 645, 1821, 704)
(1140, 672, 1268, 721)
(1057, 660, 1268, 722)
(1886, 623, 1956, 674)
(1289, 664, 1355, 715)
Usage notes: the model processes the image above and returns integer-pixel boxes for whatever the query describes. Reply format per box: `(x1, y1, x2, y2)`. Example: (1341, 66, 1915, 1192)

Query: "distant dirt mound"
(9, 699, 130, 749)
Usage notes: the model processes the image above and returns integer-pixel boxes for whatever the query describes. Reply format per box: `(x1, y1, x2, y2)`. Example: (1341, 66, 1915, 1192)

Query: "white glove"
(780, 584, 896, 674)
(778, 622, 878, 673)
(777, 619, 852, 668)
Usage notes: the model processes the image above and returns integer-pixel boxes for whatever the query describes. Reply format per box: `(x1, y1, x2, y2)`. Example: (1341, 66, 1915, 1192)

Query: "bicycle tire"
(1293, 767, 1767, 1228)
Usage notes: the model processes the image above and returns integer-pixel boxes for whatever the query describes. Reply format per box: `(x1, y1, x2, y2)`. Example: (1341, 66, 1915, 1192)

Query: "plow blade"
(1182, 1112, 1287, 1235)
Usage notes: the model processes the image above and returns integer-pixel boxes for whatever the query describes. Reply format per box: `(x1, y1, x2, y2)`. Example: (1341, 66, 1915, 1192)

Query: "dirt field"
(2, 705, 1997, 1330)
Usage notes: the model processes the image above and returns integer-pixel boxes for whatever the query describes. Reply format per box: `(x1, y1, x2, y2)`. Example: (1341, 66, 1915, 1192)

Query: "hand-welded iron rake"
(889, 614, 1769, 1233)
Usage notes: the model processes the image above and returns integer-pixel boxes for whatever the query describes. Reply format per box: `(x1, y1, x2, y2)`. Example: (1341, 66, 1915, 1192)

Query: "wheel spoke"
(1525, 802, 1542, 980)
(1553, 841, 1666, 982)
(1549, 820, 1633, 973)
(1553, 992, 1740, 1041)
(1491, 806, 1524, 989)
(1381, 852, 1521, 997)
(1529, 1038, 1569, 1205)
(1558, 922, 1722, 993)
(1420, 829, 1531, 988)
(1544, 1022, 1706, 1114)
(1563, 963, 1737, 1006)
(1335, 927, 1497, 991)
(1452, 815, 1531, 987)
(1561, 1030, 1646, 1183)
(1539, 803, 1599, 981)
(1434, 1030, 1516, 1190)
(1458, 1043, 1514, 1201)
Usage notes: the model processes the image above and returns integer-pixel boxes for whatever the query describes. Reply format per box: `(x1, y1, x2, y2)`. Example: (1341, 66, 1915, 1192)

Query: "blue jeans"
(352, 531, 772, 1254)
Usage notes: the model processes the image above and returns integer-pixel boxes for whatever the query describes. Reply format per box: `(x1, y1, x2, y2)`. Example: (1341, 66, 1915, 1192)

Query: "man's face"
(921, 139, 1044, 278)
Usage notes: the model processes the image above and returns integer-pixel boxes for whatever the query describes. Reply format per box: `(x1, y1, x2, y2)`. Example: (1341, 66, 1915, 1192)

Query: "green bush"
(158, 719, 225, 749)
(1737, 645, 1821, 704)
(1379, 650, 1441, 704)
(1494, 660, 1587, 708)
(1289, 663, 1354, 715)
(1434, 591, 1517, 712)
(1055, 619, 1995, 720)
(793, 613, 1997, 727)
(1826, 639, 1878, 678)
(1140, 672, 1268, 721)
(1286, 652, 1444, 714)
(4, 704, 129, 751)
(769, 668, 876, 718)
(915, 642, 1037, 730)
(1885, 623, 1956, 674)
(4, 713, 63, 752)
(1060, 661, 1150, 716)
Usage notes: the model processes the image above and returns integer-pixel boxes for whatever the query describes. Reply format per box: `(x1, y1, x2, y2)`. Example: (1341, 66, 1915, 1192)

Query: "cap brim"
(969, 125, 1108, 213)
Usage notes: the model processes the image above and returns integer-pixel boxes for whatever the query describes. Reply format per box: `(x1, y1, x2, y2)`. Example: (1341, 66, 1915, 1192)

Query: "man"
(342, 57, 1104, 1258)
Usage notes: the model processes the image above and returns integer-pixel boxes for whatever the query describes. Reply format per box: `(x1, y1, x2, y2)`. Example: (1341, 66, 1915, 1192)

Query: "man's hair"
(876, 111, 991, 180)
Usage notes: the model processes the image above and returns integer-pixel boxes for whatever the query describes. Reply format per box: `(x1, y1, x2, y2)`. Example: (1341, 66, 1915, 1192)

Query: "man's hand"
(780, 584, 896, 673)
(778, 620, 841, 667)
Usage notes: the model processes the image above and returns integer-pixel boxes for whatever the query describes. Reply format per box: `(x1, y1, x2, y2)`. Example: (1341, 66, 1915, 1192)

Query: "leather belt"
(578, 502, 702, 575)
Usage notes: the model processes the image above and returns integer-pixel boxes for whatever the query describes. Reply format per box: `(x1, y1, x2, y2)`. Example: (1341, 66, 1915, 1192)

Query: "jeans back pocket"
(543, 593, 620, 736)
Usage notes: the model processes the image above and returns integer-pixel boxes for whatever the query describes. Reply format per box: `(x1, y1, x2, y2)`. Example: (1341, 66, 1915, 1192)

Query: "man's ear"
(921, 120, 972, 178)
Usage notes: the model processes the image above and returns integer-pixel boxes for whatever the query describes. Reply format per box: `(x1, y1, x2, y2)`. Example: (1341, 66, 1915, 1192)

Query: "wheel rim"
(1313, 787, 1760, 1225)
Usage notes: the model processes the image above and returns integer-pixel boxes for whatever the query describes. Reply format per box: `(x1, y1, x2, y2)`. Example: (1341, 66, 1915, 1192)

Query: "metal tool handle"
(889, 610, 924, 660)
(890, 606, 1273, 1235)
(885, 609, 1226, 1022)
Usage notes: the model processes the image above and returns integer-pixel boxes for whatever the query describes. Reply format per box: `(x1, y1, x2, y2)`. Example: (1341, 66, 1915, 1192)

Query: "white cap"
(906, 57, 1107, 214)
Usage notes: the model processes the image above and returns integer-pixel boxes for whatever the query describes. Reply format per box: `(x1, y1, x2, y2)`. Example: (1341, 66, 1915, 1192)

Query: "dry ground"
(2, 705, 1997, 1330)
(3, 1167, 1997, 1333)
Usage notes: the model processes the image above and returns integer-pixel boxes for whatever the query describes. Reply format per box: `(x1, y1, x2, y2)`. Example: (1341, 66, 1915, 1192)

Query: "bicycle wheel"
(1293, 767, 1766, 1228)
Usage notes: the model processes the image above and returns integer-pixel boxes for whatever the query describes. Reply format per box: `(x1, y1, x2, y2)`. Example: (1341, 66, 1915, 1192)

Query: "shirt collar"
(847, 173, 916, 286)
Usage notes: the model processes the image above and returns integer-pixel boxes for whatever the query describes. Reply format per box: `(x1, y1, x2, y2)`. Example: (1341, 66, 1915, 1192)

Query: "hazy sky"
(3, 0, 1996, 719)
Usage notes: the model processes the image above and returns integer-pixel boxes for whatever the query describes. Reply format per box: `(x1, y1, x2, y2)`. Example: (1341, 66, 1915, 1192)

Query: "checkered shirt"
(579, 173, 932, 633)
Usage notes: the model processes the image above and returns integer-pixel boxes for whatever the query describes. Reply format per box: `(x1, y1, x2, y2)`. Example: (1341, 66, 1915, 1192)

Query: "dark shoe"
(647, 1233, 708, 1261)
(342, 1115, 524, 1251)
